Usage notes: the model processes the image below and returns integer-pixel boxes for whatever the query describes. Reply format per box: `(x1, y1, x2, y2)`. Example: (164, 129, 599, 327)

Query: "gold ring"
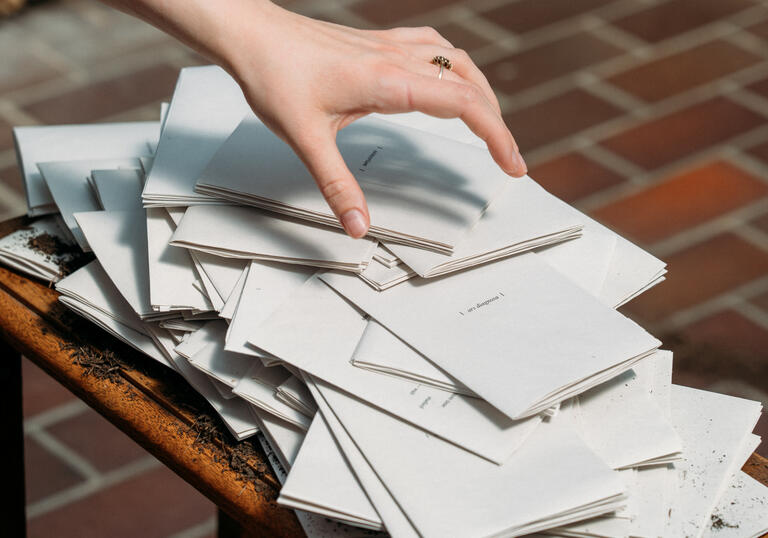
(431, 55, 452, 79)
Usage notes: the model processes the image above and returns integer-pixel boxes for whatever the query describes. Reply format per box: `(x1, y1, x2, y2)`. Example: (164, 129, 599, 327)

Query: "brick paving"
(2, 0, 768, 535)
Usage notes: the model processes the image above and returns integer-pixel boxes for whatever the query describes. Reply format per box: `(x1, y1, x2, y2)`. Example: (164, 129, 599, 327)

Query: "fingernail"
(510, 151, 527, 177)
(341, 209, 368, 238)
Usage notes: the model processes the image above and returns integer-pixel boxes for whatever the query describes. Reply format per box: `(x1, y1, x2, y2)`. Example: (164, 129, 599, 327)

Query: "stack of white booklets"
(5, 64, 766, 538)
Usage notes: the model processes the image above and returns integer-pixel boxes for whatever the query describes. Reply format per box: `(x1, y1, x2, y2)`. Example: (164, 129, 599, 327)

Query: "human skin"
(100, 0, 527, 237)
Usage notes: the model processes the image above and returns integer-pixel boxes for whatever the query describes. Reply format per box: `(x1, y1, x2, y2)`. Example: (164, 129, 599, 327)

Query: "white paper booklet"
(350, 319, 474, 396)
(146, 207, 213, 313)
(233, 362, 312, 430)
(186, 339, 253, 389)
(702, 471, 768, 538)
(275, 375, 317, 417)
(13, 121, 157, 216)
(384, 176, 582, 277)
(225, 260, 314, 357)
(320, 251, 660, 420)
(56, 259, 148, 336)
(74, 209, 169, 321)
(357, 258, 416, 291)
(195, 114, 510, 253)
(372, 244, 400, 268)
(536, 210, 665, 308)
(89, 168, 145, 211)
(279, 414, 383, 531)
(187, 251, 246, 307)
(304, 378, 420, 537)
(257, 432, 384, 538)
(38, 158, 142, 250)
(666, 385, 763, 538)
(171, 204, 376, 271)
(170, 355, 259, 441)
(0, 216, 78, 282)
(314, 376, 626, 538)
(249, 275, 541, 463)
(574, 360, 681, 469)
(142, 65, 251, 206)
(250, 406, 307, 470)
(56, 260, 173, 368)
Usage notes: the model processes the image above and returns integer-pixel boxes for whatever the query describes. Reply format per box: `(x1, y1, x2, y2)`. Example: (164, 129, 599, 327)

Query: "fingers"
(377, 72, 526, 176)
(291, 126, 371, 238)
(407, 44, 502, 116)
(398, 56, 500, 117)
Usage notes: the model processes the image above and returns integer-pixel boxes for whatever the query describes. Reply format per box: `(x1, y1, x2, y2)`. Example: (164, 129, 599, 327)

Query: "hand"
(223, 3, 526, 238)
(100, 0, 527, 238)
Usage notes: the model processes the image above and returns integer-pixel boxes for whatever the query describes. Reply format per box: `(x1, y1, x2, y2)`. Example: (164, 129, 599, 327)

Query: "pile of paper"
(6, 64, 766, 538)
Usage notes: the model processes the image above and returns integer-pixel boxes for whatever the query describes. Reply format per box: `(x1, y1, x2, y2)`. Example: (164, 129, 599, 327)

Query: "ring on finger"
(431, 55, 452, 79)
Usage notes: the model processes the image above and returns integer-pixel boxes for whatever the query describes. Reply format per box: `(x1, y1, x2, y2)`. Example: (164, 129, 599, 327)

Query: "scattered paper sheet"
(171, 204, 376, 271)
(13, 121, 157, 215)
(196, 115, 510, 253)
(321, 252, 660, 419)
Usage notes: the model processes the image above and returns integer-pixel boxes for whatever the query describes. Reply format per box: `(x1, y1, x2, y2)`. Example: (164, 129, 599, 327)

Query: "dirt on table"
(710, 514, 738, 530)
(60, 342, 127, 383)
(25, 230, 90, 277)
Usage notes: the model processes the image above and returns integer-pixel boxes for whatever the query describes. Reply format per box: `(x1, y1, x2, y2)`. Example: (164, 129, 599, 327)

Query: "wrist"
(212, 0, 287, 80)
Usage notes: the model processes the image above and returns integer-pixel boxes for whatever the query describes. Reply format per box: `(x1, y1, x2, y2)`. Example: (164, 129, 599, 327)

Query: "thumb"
(292, 127, 370, 239)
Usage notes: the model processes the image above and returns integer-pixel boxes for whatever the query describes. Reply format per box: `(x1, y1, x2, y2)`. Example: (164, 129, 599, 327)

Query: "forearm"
(99, 0, 278, 74)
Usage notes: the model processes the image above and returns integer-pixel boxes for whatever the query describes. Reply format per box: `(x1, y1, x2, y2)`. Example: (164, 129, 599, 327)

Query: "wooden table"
(0, 215, 766, 538)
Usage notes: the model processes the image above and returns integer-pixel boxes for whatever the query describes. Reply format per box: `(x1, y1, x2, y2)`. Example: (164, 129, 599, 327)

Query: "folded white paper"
(89, 168, 144, 211)
(279, 414, 383, 530)
(384, 176, 582, 278)
(146, 207, 213, 312)
(321, 252, 660, 419)
(0, 215, 78, 282)
(249, 275, 542, 463)
(13, 121, 157, 215)
(171, 204, 376, 272)
(39, 158, 142, 249)
(196, 115, 510, 253)
(142, 66, 250, 206)
(313, 376, 626, 538)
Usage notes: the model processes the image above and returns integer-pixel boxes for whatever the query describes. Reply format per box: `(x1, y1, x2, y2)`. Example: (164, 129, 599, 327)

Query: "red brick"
(680, 310, 768, 368)
(669, 310, 768, 425)
(747, 19, 768, 41)
(47, 410, 149, 473)
(27, 464, 216, 538)
(351, 0, 461, 26)
(751, 289, 768, 313)
(22, 357, 77, 418)
(612, 0, 755, 43)
(622, 234, 768, 321)
(0, 54, 64, 96)
(528, 152, 625, 203)
(0, 165, 24, 199)
(478, 0, 615, 34)
(0, 116, 13, 152)
(22, 63, 179, 125)
(607, 40, 761, 102)
(503, 89, 624, 151)
(434, 22, 493, 52)
(592, 161, 768, 243)
(747, 75, 768, 101)
(752, 212, 768, 235)
(746, 139, 768, 166)
(484, 32, 624, 95)
(25, 436, 85, 504)
(600, 97, 765, 169)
